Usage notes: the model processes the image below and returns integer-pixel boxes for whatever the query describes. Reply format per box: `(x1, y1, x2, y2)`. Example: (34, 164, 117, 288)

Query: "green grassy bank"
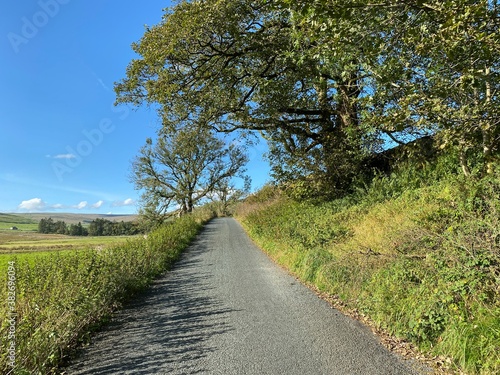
(236, 164, 500, 374)
(0, 211, 213, 374)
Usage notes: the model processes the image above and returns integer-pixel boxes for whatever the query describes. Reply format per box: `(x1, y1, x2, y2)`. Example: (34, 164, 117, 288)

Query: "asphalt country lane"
(64, 218, 426, 375)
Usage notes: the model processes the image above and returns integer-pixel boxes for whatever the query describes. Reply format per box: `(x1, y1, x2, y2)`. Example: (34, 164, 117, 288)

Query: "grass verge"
(0, 211, 213, 374)
(236, 174, 500, 374)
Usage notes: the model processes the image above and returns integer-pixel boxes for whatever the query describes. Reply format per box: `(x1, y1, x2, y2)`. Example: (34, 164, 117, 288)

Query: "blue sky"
(0, 1, 270, 214)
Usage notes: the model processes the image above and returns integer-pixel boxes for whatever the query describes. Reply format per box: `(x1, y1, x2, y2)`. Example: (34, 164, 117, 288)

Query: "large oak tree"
(115, 0, 373, 196)
(286, 0, 500, 175)
(117, 0, 499, 197)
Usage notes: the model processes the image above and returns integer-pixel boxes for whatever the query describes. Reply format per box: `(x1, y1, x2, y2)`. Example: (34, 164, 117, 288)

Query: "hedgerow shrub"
(0, 211, 213, 374)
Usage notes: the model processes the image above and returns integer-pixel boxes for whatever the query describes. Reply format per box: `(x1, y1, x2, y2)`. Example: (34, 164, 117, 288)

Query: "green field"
(0, 214, 137, 274)
(4, 212, 138, 224)
(0, 235, 134, 272)
(0, 231, 134, 252)
(0, 230, 136, 275)
(0, 213, 38, 231)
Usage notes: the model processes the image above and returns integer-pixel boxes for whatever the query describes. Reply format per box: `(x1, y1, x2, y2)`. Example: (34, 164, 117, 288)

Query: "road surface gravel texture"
(65, 218, 425, 375)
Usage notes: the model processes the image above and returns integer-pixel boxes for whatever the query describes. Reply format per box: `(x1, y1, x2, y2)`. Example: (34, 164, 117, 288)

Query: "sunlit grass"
(0, 223, 38, 231)
(236, 172, 500, 374)
(0, 232, 135, 253)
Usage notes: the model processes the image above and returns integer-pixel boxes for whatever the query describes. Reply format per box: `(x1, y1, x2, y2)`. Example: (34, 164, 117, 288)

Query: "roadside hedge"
(0, 212, 213, 375)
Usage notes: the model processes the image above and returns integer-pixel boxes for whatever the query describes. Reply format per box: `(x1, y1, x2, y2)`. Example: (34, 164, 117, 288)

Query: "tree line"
(114, 0, 498, 208)
(38, 218, 141, 236)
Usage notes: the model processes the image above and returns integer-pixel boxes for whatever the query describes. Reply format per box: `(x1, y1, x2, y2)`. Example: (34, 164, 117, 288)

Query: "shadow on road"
(64, 223, 236, 375)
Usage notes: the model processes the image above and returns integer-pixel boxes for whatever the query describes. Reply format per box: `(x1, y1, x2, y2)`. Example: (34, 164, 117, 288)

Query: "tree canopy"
(116, 0, 499, 198)
(132, 126, 248, 218)
(286, 0, 500, 175)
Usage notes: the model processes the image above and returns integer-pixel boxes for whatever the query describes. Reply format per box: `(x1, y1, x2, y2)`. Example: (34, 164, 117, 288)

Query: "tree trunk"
(459, 148, 472, 177)
(338, 84, 360, 131)
(187, 195, 194, 213)
(482, 66, 495, 175)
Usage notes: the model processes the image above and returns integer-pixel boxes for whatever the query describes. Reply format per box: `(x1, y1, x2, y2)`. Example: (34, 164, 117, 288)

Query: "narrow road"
(65, 218, 425, 375)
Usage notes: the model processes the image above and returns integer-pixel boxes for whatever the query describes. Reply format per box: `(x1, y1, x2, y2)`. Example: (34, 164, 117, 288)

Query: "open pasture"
(0, 229, 134, 254)
(0, 213, 38, 231)
(0, 230, 136, 276)
(0, 213, 138, 254)
(0, 215, 138, 274)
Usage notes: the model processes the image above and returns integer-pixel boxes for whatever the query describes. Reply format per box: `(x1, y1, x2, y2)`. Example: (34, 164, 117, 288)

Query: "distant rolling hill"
(0, 213, 36, 224)
(0, 213, 138, 225)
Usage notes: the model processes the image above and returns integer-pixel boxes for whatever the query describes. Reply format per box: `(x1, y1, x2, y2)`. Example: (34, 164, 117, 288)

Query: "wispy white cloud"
(46, 154, 77, 159)
(18, 199, 107, 212)
(50, 186, 118, 201)
(91, 200, 104, 209)
(18, 198, 46, 211)
(112, 198, 135, 207)
(97, 78, 110, 91)
(55, 154, 77, 159)
(1, 174, 120, 202)
(74, 201, 88, 210)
